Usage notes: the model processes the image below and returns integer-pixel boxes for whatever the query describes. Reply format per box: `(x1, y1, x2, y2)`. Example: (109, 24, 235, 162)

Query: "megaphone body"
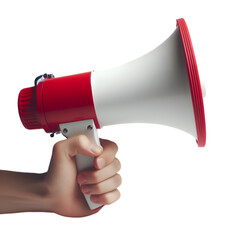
(18, 18, 206, 210)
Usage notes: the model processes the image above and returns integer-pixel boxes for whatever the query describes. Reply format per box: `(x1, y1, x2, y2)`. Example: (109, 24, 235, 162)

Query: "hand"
(44, 135, 122, 217)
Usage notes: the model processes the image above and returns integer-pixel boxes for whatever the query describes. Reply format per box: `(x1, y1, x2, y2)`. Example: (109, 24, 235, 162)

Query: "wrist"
(25, 172, 55, 213)
(0, 171, 54, 214)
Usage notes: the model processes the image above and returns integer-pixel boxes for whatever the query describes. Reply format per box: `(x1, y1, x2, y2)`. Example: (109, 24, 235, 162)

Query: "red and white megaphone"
(18, 18, 206, 210)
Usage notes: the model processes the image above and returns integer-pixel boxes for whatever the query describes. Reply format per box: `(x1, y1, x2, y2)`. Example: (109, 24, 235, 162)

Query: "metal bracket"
(34, 73, 55, 87)
(59, 119, 100, 145)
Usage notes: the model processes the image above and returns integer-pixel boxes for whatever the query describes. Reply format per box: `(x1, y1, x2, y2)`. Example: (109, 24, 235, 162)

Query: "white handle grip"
(59, 120, 103, 210)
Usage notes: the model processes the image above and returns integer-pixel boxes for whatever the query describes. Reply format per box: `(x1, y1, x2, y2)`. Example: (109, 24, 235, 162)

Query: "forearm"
(0, 170, 52, 214)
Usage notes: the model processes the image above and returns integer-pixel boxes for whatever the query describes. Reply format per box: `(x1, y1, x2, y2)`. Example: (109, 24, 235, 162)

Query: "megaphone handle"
(59, 120, 103, 211)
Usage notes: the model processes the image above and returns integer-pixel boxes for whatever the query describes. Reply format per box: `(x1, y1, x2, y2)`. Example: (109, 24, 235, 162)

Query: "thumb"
(64, 135, 103, 158)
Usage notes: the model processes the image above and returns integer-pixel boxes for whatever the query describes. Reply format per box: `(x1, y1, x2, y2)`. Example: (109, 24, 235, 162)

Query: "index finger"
(94, 139, 118, 169)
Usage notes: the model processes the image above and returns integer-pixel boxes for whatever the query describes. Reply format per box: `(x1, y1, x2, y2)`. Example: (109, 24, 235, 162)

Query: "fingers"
(78, 160, 122, 205)
(56, 135, 103, 159)
(77, 158, 121, 184)
(91, 189, 121, 205)
(76, 139, 121, 206)
(60, 136, 121, 206)
(80, 173, 122, 195)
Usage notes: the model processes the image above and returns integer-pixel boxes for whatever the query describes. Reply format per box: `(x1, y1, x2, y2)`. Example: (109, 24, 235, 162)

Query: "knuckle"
(117, 189, 121, 198)
(115, 174, 122, 186)
(111, 142, 118, 152)
(103, 195, 112, 205)
(94, 182, 102, 193)
(73, 135, 91, 154)
(76, 135, 88, 147)
(103, 139, 118, 152)
(90, 171, 100, 183)
(104, 190, 121, 205)
(114, 189, 121, 201)
(53, 140, 65, 153)
(114, 158, 121, 172)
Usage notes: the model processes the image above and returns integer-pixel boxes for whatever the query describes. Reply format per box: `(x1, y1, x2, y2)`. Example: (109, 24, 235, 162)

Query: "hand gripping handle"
(59, 120, 103, 210)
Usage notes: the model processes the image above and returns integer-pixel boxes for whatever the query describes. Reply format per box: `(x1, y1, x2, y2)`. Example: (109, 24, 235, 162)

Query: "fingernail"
(90, 144, 103, 154)
(97, 157, 106, 169)
(78, 174, 87, 184)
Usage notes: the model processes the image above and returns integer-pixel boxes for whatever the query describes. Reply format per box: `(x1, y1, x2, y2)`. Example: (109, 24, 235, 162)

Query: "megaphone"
(18, 18, 206, 210)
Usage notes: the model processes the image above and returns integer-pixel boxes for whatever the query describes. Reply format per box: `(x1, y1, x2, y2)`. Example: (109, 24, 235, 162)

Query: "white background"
(0, 0, 240, 239)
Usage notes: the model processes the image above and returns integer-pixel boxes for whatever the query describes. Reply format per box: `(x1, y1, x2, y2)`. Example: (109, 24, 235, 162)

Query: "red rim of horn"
(176, 18, 206, 147)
